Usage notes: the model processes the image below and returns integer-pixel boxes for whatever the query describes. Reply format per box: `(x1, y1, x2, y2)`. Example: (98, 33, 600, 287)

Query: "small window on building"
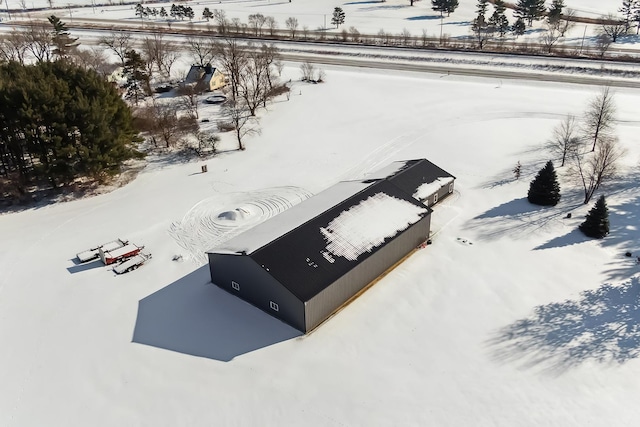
(231, 281, 240, 291)
(449, 183, 454, 193)
(270, 301, 279, 312)
(433, 193, 438, 204)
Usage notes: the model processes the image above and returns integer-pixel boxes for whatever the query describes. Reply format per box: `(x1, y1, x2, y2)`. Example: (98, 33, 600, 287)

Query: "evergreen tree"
(619, 0, 635, 32)
(48, 15, 78, 59)
(514, 0, 546, 26)
(547, 0, 564, 25)
(203, 7, 213, 21)
(579, 195, 609, 238)
(489, 0, 510, 37)
(331, 7, 345, 28)
(0, 61, 142, 193)
(123, 49, 150, 105)
(159, 7, 167, 18)
(431, 0, 459, 17)
(512, 17, 526, 36)
(527, 161, 561, 206)
(476, 0, 489, 17)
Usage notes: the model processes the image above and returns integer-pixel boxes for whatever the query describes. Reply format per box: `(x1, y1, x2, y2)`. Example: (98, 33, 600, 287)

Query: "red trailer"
(99, 244, 144, 265)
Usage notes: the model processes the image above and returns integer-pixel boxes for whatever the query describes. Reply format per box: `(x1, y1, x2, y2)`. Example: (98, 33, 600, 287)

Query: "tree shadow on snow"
(443, 20, 471, 27)
(466, 191, 583, 241)
(343, 0, 385, 5)
(488, 276, 640, 375)
(132, 266, 301, 362)
(533, 228, 589, 250)
(406, 15, 441, 21)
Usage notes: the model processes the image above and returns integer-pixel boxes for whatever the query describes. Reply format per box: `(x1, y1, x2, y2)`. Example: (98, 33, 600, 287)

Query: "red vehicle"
(99, 244, 144, 265)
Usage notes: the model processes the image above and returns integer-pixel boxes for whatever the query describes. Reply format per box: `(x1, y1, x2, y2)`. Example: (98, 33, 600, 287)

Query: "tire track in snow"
(169, 186, 313, 264)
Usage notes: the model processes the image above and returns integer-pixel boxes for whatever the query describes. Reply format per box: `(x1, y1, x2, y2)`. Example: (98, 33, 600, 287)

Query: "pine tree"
(0, 61, 142, 192)
(527, 161, 561, 206)
(48, 15, 78, 59)
(331, 7, 345, 28)
(512, 17, 526, 36)
(159, 7, 167, 18)
(123, 49, 149, 105)
(619, 0, 635, 32)
(547, 0, 565, 25)
(513, 161, 522, 180)
(579, 195, 609, 238)
(203, 7, 213, 21)
(432, 0, 459, 17)
(489, 0, 509, 37)
(476, 0, 489, 17)
(514, 0, 546, 26)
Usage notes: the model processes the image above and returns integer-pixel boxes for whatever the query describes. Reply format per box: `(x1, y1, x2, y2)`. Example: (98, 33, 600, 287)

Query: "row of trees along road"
(0, 60, 143, 202)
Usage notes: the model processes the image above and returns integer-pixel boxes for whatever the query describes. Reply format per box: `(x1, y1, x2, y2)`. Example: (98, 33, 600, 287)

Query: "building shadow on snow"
(488, 276, 640, 375)
(132, 266, 301, 362)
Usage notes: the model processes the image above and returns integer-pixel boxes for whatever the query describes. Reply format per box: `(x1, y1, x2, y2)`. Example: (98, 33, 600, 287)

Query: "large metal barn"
(207, 159, 455, 333)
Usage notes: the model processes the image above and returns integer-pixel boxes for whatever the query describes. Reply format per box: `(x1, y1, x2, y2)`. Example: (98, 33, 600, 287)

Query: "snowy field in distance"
(6, 0, 639, 49)
(2, 62, 640, 426)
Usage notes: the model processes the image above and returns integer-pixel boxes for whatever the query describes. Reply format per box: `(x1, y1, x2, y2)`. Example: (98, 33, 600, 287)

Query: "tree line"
(0, 60, 142, 202)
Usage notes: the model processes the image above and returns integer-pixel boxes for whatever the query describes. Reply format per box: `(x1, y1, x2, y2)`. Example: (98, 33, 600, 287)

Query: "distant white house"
(182, 64, 226, 92)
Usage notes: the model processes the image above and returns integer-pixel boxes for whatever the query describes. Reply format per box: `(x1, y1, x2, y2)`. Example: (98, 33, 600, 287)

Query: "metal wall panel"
(208, 254, 305, 332)
(305, 215, 431, 332)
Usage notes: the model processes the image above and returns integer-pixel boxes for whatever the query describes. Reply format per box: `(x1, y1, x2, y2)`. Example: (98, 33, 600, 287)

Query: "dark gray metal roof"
(366, 159, 456, 200)
(208, 159, 454, 302)
(249, 179, 431, 302)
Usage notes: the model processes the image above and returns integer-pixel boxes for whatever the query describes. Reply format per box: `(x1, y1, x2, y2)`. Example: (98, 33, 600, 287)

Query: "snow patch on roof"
(363, 160, 408, 180)
(320, 193, 428, 262)
(210, 180, 374, 255)
(413, 177, 454, 201)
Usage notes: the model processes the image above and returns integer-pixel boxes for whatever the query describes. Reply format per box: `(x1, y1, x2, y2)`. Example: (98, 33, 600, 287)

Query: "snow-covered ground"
(2, 60, 640, 425)
(4, 0, 639, 50)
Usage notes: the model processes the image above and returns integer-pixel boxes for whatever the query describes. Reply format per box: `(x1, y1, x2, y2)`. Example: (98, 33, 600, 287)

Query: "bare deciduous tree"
(99, 31, 132, 67)
(557, 8, 575, 36)
(570, 136, 625, 204)
(265, 16, 278, 36)
(583, 86, 616, 152)
(136, 100, 198, 148)
(285, 17, 299, 38)
(0, 32, 29, 64)
(540, 22, 562, 53)
(248, 13, 266, 36)
(230, 17, 242, 34)
(141, 33, 178, 79)
(594, 34, 612, 58)
(546, 115, 581, 167)
(24, 24, 52, 63)
(186, 36, 215, 66)
(300, 61, 316, 81)
(221, 100, 260, 151)
(600, 14, 627, 42)
(212, 37, 248, 100)
(177, 84, 202, 119)
(238, 44, 280, 114)
(195, 131, 220, 156)
(72, 47, 114, 76)
(213, 9, 227, 34)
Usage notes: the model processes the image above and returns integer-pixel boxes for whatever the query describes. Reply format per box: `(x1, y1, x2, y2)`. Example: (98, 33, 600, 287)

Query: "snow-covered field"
(2, 60, 640, 425)
(5, 0, 638, 49)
